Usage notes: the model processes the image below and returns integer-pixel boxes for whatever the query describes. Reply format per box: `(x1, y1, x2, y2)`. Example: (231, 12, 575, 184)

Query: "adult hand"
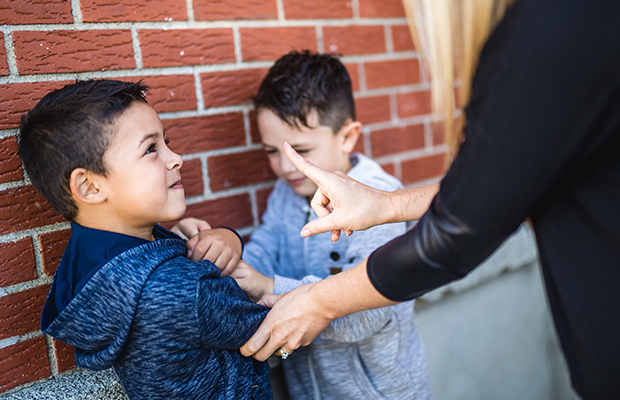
(240, 283, 334, 361)
(283, 142, 395, 241)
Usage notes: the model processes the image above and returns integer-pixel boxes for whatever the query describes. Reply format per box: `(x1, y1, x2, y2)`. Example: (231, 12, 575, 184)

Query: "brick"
(0, 238, 36, 288)
(0, 81, 69, 130)
(401, 154, 446, 185)
(323, 26, 385, 55)
(0, 0, 72, 25)
(283, 0, 352, 19)
(255, 186, 273, 219)
(344, 63, 360, 92)
(181, 158, 204, 197)
(0, 284, 50, 340)
(355, 95, 391, 125)
(39, 229, 70, 277)
(364, 59, 421, 89)
(194, 0, 277, 20)
(201, 68, 268, 108)
(163, 113, 246, 155)
(397, 90, 432, 118)
(370, 124, 425, 157)
(139, 29, 235, 68)
(0, 337, 50, 393)
(359, 0, 405, 18)
(392, 25, 416, 52)
(0, 185, 64, 235)
(13, 30, 134, 75)
(181, 194, 254, 229)
(240, 27, 317, 62)
(81, 0, 187, 23)
(208, 149, 276, 191)
(54, 338, 76, 373)
(132, 75, 197, 114)
(0, 136, 23, 184)
(0, 32, 8, 76)
(249, 110, 261, 143)
(380, 162, 395, 177)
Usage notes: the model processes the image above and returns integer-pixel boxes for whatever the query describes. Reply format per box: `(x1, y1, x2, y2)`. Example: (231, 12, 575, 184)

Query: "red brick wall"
(0, 0, 446, 394)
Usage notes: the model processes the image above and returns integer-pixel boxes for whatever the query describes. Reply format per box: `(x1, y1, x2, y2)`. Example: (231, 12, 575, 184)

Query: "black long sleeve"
(368, 0, 620, 398)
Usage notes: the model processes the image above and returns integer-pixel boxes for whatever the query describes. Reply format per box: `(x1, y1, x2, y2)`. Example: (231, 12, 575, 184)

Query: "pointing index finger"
(283, 142, 328, 185)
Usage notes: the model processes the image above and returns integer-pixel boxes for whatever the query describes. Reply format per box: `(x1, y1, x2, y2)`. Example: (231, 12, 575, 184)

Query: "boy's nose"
(166, 149, 183, 170)
(279, 153, 297, 174)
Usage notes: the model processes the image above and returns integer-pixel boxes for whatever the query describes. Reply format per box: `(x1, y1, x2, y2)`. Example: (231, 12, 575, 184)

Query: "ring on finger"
(279, 348, 292, 360)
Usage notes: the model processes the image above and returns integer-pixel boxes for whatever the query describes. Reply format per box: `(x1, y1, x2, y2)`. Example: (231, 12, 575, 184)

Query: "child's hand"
(171, 217, 210, 240)
(171, 218, 242, 276)
(230, 260, 274, 303)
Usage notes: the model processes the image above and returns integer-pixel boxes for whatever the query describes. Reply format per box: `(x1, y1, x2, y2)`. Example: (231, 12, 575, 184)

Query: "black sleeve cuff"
(367, 194, 506, 301)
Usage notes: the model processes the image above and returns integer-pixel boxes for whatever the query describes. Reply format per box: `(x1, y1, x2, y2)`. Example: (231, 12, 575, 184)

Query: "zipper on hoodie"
(302, 204, 320, 399)
(303, 206, 311, 277)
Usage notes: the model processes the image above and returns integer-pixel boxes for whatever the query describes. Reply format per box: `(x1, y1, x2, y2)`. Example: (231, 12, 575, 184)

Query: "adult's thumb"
(301, 215, 337, 238)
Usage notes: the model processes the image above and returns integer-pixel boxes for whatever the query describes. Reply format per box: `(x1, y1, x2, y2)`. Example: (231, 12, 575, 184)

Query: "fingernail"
(301, 229, 311, 238)
(187, 249, 193, 258)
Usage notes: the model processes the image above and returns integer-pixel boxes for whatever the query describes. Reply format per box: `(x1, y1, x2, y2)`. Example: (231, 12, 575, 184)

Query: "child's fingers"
(258, 294, 281, 308)
(219, 256, 240, 277)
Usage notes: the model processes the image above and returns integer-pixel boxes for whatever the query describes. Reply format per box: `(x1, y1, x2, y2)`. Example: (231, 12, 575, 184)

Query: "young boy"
(175, 51, 433, 400)
(18, 79, 272, 400)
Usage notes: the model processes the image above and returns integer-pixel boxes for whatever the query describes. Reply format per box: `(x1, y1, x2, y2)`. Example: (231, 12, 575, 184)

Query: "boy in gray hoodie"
(174, 51, 433, 400)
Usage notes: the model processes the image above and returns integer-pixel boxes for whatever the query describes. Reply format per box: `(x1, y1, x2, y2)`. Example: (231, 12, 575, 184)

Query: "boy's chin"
(163, 205, 188, 224)
(289, 183, 318, 199)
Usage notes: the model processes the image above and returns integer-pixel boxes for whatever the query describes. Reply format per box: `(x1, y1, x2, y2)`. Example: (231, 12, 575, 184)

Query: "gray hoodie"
(243, 154, 433, 400)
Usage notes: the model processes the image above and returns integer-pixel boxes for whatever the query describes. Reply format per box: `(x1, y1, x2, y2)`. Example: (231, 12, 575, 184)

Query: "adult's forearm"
(387, 183, 440, 224)
(368, 193, 508, 301)
(308, 258, 398, 321)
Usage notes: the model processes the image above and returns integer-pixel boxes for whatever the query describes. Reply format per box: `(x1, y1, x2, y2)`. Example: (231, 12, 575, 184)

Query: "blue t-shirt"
(50, 223, 176, 319)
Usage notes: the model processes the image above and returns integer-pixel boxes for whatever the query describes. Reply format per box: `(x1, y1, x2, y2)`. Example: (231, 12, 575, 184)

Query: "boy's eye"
(164, 137, 171, 146)
(264, 149, 277, 155)
(296, 149, 310, 154)
(145, 143, 156, 154)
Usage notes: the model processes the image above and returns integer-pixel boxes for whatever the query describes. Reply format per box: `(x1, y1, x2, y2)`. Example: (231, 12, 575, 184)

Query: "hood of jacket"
(41, 238, 186, 371)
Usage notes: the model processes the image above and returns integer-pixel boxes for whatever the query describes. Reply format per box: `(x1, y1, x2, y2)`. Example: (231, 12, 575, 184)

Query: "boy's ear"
(338, 120, 362, 154)
(70, 168, 107, 205)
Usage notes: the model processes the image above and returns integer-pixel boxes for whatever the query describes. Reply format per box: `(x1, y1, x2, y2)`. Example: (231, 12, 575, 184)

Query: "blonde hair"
(403, 0, 515, 161)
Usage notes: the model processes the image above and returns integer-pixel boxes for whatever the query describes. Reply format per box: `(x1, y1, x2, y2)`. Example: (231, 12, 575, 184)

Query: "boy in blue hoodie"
(18, 79, 272, 400)
(174, 51, 433, 400)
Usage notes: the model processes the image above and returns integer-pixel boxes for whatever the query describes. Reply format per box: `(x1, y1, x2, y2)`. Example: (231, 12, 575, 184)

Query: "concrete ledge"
(1, 369, 126, 400)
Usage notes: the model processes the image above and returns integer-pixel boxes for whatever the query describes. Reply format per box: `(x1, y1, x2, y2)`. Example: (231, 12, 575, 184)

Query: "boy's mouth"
(170, 179, 183, 189)
(287, 177, 306, 186)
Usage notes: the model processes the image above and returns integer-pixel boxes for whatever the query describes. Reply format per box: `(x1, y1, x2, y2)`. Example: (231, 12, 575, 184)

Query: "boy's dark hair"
(253, 50, 355, 133)
(18, 79, 149, 221)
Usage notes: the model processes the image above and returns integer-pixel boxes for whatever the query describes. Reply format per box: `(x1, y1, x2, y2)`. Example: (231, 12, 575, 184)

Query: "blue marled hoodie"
(243, 154, 433, 400)
(41, 228, 272, 400)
